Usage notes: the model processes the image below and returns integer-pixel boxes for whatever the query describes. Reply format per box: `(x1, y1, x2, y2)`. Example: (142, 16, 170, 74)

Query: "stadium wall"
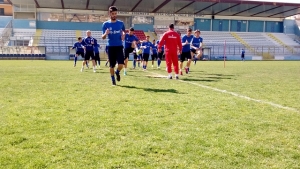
(0, 16, 12, 28)
(283, 19, 295, 34)
(194, 19, 211, 31)
(12, 19, 36, 29)
(230, 20, 247, 32)
(248, 21, 264, 32)
(265, 21, 283, 33)
(212, 19, 229, 31)
(133, 24, 154, 32)
(36, 21, 103, 30)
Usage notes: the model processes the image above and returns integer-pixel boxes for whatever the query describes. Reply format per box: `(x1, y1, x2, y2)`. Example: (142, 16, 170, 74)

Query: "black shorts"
(180, 51, 192, 62)
(158, 51, 164, 59)
(143, 53, 150, 62)
(124, 48, 134, 59)
(151, 53, 158, 61)
(85, 51, 95, 60)
(133, 53, 138, 60)
(95, 52, 100, 61)
(107, 46, 124, 68)
(190, 49, 196, 54)
(76, 51, 84, 57)
(241, 54, 245, 58)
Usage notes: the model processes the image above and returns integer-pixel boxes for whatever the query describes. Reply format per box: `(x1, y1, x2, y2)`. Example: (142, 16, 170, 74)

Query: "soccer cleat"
(185, 67, 188, 74)
(80, 68, 84, 72)
(175, 76, 179, 80)
(152, 65, 154, 68)
(115, 71, 121, 82)
(157, 66, 160, 69)
(112, 80, 116, 86)
(180, 71, 183, 75)
(124, 71, 127, 75)
(167, 76, 172, 79)
(74, 64, 76, 67)
(93, 69, 96, 73)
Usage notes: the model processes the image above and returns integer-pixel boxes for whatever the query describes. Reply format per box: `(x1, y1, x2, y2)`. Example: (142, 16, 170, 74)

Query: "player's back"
(161, 30, 182, 52)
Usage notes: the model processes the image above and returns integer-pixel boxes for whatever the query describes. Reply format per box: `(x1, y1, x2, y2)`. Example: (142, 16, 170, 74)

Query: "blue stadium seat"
(42, 54, 46, 57)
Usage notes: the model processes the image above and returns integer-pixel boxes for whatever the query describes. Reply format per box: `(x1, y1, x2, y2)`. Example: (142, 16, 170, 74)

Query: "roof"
(7, 0, 300, 18)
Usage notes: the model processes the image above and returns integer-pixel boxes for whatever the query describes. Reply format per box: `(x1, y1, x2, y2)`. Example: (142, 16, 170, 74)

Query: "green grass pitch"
(0, 60, 300, 168)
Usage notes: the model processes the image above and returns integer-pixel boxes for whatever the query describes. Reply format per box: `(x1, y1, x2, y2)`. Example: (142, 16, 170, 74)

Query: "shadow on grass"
(207, 73, 235, 77)
(205, 76, 232, 80)
(120, 85, 179, 93)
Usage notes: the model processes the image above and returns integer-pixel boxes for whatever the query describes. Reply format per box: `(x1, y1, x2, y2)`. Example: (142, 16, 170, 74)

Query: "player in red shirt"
(158, 24, 182, 79)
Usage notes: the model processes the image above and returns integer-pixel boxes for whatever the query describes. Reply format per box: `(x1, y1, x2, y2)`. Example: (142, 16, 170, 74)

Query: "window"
(0, 8, 4, 15)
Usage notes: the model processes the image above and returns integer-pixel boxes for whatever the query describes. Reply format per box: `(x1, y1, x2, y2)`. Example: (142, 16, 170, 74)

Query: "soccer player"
(151, 39, 158, 68)
(158, 24, 182, 79)
(94, 44, 101, 68)
(81, 30, 97, 72)
(180, 28, 194, 75)
(191, 30, 203, 65)
(241, 49, 245, 61)
(156, 39, 164, 69)
(141, 35, 152, 70)
(124, 27, 139, 75)
(102, 6, 126, 86)
(135, 40, 142, 68)
(72, 37, 84, 67)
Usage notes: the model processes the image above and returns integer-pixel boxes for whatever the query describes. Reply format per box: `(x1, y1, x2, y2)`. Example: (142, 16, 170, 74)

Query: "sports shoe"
(175, 76, 179, 80)
(93, 69, 96, 73)
(157, 67, 160, 69)
(80, 68, 84, 72)
(74, 64, 76, 67)
(124, 71, 127, 75)
(167, 76, 172, 79)
(115, 71, 121, 81)
(112, 80, 116, 86)
(185, 67, 188, 74)
(180, 71, 183, 75)
(152, 65, 154, 68)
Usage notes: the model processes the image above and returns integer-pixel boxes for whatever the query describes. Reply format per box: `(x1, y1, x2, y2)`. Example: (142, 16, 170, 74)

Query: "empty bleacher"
(0, 46, 46, 60)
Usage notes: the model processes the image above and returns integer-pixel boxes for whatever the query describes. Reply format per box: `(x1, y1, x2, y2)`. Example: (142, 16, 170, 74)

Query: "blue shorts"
(107, 46, 124, 68)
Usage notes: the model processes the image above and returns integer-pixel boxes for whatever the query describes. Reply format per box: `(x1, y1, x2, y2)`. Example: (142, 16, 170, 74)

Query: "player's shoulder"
(116, 20, 124, 24)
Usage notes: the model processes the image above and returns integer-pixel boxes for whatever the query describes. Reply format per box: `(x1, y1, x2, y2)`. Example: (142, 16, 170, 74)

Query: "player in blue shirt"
(156, 39, 164, 68)
(102, 6, 126, 86)
(241, 49, 245, 61)
(72, 37, 84, 67)
(124, 27, 139, 75)
(94, 44, 101, 67)
(141, 35, 152, 70)
(190, 29, 203, 65)
(151, 39, 158, 68)
(135, 41, 142, 68)
(81, 30, 98, 73)
(180, 28, 194, 74)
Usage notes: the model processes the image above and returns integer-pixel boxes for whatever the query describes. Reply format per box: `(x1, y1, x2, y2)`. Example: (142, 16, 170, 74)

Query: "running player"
(102, 6, 125, 86)
(135, 40, 142, 68)
(151, 39, 158, 68)
(124, 27, 139, 75)
(81, 30, 97, 72)
(94, 44, 101, 68)
(180, 28, 194, 74)
(141, 35, 152, 70)
(156, 38, 164, 69)
(158, 24, 182, 79)
(191, 30, 203, 65)
(72, 37, 84, 67)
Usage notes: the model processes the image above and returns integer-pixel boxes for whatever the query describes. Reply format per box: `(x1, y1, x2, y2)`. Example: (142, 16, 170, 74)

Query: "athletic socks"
(138, 62, 140, 67)
(74, 56, 77, 66)
(116, 69, 120, 75)
(157, 59, 161, 67)
(105, 61, 108, 66)
(133, 60, 136, 68)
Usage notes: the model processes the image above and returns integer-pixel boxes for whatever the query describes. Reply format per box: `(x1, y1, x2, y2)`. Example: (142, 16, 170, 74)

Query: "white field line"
(147, 71, 299, 113)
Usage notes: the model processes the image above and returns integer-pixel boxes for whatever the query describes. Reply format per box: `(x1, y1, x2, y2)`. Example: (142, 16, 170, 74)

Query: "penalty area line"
(146, 71, 299, 113)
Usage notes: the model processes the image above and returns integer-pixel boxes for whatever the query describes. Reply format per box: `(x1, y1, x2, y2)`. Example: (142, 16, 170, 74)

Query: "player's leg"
(81, 53, 89, 72)
(95, 52, 100, 67)
(74, 53, 78, 67)
(179, 53, 185, 75)
(151, 54, 155, 67)
(108, 47, 117, 85)
(133, 53, 137, 69)
(115, 46, 124, 82)
(172, 53, 179, 79)
(165, 53, 172, 79)
(124, 48, 130, 75)
(186, 51, 192, 72)
(90, 51, 96, 73)
(143, 54, 149, 70)
(157, 52, 162, 69)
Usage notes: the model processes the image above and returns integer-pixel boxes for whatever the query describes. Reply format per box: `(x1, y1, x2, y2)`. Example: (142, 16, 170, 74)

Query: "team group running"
(72, 6, 203, 86)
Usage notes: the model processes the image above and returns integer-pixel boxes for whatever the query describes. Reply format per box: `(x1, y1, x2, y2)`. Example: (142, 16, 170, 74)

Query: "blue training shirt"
(124, 34, 139, 49)
(142, 41, 152, 54)
(182, 35, 194, 52)
(191, 37, 203, 49)
(157, 40, 164, 52)
(102, 20, 125, 47)
(72, 42, 84, 52)
(151, 43, 157, 54)
(94, 44, 100, 53)
(81, 36, 97, 51)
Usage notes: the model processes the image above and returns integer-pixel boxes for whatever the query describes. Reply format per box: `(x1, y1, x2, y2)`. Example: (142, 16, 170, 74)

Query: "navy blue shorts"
(107, 46, 124, 68)
(76, 51, 84, 57)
